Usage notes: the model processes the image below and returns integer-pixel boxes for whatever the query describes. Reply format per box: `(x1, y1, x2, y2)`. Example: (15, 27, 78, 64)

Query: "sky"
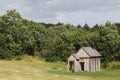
(0, 0, 120, 26)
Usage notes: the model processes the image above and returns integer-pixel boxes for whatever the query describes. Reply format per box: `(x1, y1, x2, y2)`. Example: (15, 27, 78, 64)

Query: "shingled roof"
(81, 47, 101, 57)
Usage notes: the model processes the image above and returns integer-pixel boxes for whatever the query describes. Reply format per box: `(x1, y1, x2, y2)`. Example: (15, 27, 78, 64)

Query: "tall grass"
(107, 61, 120, 70)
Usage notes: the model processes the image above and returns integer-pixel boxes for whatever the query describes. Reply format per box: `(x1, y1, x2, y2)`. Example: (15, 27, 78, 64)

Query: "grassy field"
(0, 60, 120, 80)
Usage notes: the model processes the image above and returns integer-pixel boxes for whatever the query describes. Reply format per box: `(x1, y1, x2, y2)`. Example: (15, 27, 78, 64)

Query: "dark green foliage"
(0, 10, 120, 63)
(0, 49, 14, 60)
(83, 23, 90, 30)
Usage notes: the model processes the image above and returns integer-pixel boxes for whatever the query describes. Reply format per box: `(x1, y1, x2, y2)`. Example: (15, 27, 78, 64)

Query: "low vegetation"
(107, 61, 120, 70)
(0, 60, 120, 80)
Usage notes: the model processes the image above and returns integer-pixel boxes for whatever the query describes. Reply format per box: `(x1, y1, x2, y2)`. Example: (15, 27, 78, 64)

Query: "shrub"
(107, 61, 120, 70)
(101, 61, 109, 68)
(0, 49, 15, 60)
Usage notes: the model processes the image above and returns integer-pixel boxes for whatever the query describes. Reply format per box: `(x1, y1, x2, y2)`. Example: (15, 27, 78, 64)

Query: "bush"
(107, 61, 120, 70)
(0, 49, 15, 60)
(101, 61, 109, 68)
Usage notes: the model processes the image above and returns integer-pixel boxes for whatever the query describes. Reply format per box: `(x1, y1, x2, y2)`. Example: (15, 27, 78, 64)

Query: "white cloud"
(0, 0, 120, 26)
(5, 4, 19, 10)
(55, 13, 67, 22)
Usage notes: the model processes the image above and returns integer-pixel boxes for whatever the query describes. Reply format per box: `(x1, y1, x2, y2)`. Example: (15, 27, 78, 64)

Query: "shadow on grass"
(48, 69, 120, 78)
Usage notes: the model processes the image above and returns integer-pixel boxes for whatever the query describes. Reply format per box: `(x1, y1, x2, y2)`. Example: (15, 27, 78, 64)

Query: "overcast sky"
(0, 0, 120, 26)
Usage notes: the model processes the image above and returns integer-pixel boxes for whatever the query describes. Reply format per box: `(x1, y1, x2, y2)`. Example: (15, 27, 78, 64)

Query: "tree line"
(0, 10, 120, 64)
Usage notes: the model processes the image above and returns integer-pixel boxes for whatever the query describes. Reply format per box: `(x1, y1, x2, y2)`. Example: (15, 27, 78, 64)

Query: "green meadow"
(0, 60, 120, 80)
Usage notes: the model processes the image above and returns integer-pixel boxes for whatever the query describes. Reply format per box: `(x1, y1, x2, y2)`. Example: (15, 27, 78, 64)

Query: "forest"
(0, 10, 120, 65)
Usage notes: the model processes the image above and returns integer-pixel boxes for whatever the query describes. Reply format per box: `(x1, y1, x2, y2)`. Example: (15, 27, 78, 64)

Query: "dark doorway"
(80, 62, 84, 71)
(69, 61, 74, 72)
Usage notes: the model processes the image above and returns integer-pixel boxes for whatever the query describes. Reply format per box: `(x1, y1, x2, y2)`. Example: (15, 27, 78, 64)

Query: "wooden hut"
(68, 47, 101, 72)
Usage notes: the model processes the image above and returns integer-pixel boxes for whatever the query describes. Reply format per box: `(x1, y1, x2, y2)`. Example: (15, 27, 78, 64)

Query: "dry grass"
(0, 60, 119, 80)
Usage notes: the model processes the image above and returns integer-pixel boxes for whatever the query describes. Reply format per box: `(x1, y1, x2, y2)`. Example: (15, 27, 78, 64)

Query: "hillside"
(0, 60, 120, 80)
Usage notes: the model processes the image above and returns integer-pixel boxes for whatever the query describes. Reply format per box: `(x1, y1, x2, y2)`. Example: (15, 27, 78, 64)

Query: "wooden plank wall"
(84, 59, 89, 72)
(68, 57, 100, 72)
(75, 60, 81, 72)
(98, 58, 100, 71)
(89, 58, 100, 72)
